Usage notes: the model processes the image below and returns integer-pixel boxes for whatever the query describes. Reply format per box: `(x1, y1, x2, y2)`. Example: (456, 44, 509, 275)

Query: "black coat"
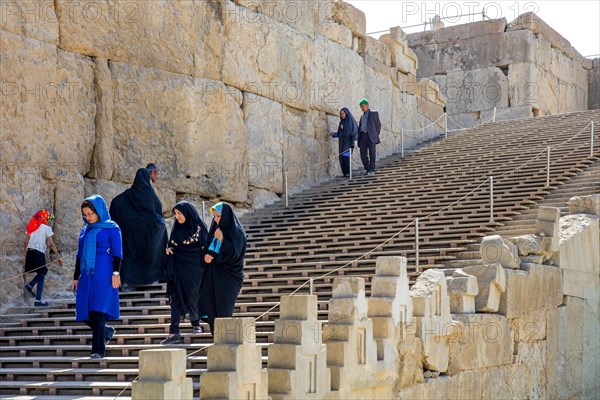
(358, 110, 382, 145)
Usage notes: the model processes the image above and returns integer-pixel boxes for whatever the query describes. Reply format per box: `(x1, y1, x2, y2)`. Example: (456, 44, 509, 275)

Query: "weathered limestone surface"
(447, 314, 514, 376)
(0, 0, 59, 45)
(132, 348, 192, 400)
(243, 94, 284, 193)
(569, 194, 600, 216)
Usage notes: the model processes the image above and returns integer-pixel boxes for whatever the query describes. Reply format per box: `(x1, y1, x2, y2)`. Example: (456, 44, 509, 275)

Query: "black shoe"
(90, 353, 104, 359)
(121, 283, 135, 293)
(364, 170, 370, 175)
(193, 326, 202, 334)
(367, 170, 375, 175)
(105, 326, 116, 345)
(25, 285, 35, 298)
(34, 300, 48, 307)
(160, 334, 181, 345)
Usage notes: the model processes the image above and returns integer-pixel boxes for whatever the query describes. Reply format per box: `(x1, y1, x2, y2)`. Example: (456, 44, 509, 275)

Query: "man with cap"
(358, 99, 381, 175)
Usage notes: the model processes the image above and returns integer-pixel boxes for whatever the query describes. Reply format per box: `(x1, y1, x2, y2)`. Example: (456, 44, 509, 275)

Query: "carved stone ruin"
(199, 317, 268, 399)
(267, 295, 330, 399)
(132, 348, 193, 400)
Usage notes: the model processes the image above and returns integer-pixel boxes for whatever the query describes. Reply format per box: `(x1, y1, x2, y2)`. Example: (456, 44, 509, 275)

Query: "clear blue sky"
(347, 1, 600, 58)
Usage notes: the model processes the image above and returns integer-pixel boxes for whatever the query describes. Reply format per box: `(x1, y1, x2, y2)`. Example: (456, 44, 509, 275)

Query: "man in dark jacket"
(357, 99, 381, 175)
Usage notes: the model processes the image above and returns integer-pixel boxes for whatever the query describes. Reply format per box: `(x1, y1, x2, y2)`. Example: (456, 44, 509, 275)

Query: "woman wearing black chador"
(161, 201, 208, 345)
(332, 107, 358, 177)
(198, 202, 247, 335)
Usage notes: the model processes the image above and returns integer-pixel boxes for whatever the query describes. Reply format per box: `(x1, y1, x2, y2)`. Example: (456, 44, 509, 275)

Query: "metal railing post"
(285, 171, 289, 207)
(415, 218, 420, 273)
(492, 107, 497, 122)
(591, 121, 595, 157)
(401, 129, 404, 158)
(444, 113, 448, 139)
(546, 146, 551, 187)
(202, 201, 206, 223)
(489, 176, 494, 223)
(309, 278, 314, 295)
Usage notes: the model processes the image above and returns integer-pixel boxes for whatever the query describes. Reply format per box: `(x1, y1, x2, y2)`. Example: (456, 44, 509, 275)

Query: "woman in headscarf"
(71, 195, 122, 359)
(198, 202, 247, 335)
(24, 209, 62, 306)
(109, 168, 168, 289)
(331, 107, 358, 177)
(161, 201, 208, 345)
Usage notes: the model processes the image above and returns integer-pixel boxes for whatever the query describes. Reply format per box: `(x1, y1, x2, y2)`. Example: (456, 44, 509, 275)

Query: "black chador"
(166, 201, 208, 323)
(198, 202, 247, 334)
(109, 168, 168, 285)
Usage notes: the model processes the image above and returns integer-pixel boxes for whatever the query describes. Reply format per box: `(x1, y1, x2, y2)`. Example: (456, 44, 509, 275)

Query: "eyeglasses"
(82, 212, 96, 217)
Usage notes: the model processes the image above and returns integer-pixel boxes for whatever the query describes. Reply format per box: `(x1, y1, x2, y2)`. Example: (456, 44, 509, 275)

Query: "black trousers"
(169, 296, 199, 335)
(339, 153, 351, 175)
(85, 311, 113, 356)
(359, 134, 377, 172)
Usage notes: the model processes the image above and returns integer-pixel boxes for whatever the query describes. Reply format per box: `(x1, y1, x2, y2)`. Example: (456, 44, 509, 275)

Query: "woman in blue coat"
(71, 195, 122, 359)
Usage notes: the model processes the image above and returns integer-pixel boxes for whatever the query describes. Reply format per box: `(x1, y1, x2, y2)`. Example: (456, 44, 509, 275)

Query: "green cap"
(359, 99, 369, 106)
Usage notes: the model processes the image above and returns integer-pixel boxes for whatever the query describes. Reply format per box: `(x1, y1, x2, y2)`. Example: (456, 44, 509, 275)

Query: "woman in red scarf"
(24, 209, 62, 306)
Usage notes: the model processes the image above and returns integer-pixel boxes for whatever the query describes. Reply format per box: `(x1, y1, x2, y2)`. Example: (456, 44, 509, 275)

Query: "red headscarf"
(26, 209, 54, 235)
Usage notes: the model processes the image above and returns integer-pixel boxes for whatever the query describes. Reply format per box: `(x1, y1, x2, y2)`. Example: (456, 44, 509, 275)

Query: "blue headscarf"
(338, 107, 358, 138)
(81, 195, 119, 274)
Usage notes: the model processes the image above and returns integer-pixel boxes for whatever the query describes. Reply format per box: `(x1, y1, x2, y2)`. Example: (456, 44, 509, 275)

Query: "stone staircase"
(1, 109, 598, 398)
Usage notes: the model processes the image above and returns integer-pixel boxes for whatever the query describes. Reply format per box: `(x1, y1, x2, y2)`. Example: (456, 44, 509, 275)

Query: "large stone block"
(499, 264, 562, 318)
(462, 264, 506, 312)
(319, 21, 353, 48)
(480, 235, 520, 269)
(222, 3, 312, 111)
(442, 68, 509, 114)
(109, 62, 248, 203)
(357, 36, 391, 67)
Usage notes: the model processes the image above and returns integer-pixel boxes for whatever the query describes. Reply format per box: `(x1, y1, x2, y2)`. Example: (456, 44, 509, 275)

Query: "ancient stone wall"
(0, 0, 443, 308)
(407, 13, 592, 128)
